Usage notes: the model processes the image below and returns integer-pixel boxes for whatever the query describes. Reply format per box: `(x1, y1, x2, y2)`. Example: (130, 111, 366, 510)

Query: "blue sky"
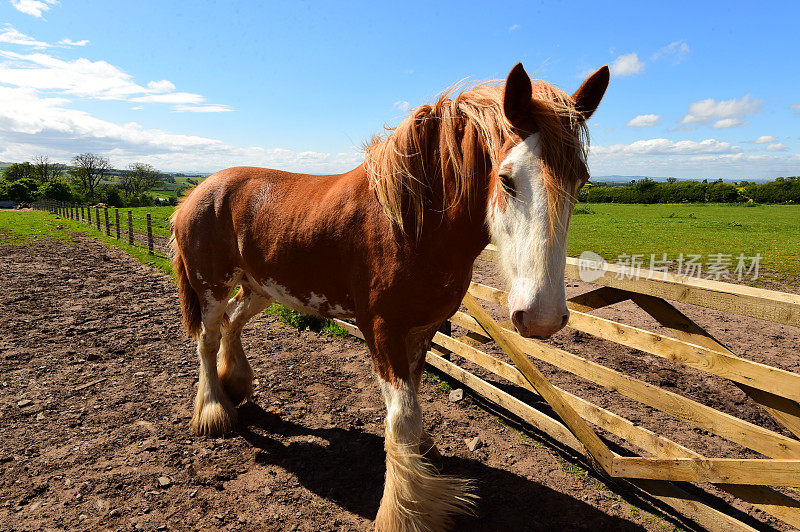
(1, 1, 798, 179)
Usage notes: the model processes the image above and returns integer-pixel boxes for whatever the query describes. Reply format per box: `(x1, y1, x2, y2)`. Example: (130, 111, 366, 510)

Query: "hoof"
(220, 374, 253, 407)
(421, 440, 444, 471)
(191, 399, 237, 437)
(420, 431, 443, 467)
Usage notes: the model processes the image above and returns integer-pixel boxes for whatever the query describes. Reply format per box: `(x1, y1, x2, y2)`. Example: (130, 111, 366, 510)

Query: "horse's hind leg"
(218, 284, 270, 406)
(191, 292, 237, 437)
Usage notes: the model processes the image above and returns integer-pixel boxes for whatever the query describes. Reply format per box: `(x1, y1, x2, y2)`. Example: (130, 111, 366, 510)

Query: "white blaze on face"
(488, 134, 572, 338)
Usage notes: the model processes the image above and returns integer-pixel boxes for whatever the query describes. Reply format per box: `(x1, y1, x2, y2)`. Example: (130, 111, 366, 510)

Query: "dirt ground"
(1, 236, 798, 531)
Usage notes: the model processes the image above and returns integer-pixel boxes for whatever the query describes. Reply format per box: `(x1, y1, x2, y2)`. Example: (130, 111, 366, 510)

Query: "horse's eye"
(499, 174, 516, 198)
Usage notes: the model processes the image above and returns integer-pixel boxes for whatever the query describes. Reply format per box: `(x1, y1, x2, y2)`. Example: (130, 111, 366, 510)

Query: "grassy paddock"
(0, 210, 174, 275)
(567, 203, 800, 276)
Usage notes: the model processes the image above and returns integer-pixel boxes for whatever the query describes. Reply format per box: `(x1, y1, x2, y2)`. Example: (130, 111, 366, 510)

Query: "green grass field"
(0, 210, 173, 275)
(7, 203, 800, 279)
(566, 203, 800, 276)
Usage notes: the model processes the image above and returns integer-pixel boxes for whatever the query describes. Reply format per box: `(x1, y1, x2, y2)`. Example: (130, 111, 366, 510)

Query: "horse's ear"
(572, 65, 609, 121)
(503, 62, 533, 129)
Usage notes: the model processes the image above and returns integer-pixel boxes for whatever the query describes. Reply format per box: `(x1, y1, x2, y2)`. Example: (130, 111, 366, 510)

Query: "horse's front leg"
(408, 324, 444, 468)
(362, 317, 472, 532)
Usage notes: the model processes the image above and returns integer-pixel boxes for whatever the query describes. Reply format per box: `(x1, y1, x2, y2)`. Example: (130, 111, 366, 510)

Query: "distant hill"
(591, 175, 772, 185)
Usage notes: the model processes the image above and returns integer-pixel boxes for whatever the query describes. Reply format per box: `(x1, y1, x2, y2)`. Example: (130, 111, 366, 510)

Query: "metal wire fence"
(32, 200, 172, 258)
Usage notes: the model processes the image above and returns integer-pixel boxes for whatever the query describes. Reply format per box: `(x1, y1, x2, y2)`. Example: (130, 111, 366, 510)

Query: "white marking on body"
(250, 183, 275, 216)
(258, 279, 354, 319)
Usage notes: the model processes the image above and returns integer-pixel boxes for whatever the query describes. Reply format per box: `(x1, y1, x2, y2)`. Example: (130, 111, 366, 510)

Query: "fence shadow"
(237, 402, 645, 530)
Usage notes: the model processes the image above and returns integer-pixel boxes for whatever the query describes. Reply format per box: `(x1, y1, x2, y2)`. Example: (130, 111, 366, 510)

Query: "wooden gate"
(337, 244, 800, 531)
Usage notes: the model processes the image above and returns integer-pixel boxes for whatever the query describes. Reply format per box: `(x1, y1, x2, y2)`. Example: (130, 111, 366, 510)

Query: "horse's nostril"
(511, 310, 526, 332)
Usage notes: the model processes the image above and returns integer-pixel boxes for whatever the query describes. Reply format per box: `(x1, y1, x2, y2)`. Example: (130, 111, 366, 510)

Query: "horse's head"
(488, 63, 608, 339)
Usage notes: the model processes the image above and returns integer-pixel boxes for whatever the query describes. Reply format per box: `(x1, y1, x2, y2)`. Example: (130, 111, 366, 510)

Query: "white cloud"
(0, 25, 89, 49)
(591, 138, 740, 156)
(509, 24, 520, 32)
(393, 100, 409, 111)
(680, 95, 762, 128)
(712, 118, 745, 129)
(146, 80, 175, 92)
(57, 38, 89, 47)
(0, 50, 153, 99)
(766, 143, 788, 152)
(10, 0, 58, 18)
(754, 135, 776, 144)
(0, 49, 229, 109)
(610, 53, 644, 76)
(0, 24, 49, 48)
(589, 142, 799, 180)
(172, 104, 233, 113)
(652, 40, 690, 63)
(0, 86, 361, 172)
(130, 92, 205, 104)
(627, 114, 660, 128)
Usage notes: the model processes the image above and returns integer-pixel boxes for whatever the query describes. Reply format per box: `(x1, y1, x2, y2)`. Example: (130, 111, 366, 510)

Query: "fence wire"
(33, 200, 172, 259)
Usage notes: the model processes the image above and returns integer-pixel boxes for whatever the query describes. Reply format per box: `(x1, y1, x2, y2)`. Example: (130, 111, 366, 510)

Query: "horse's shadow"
(237, 402, 646, 530)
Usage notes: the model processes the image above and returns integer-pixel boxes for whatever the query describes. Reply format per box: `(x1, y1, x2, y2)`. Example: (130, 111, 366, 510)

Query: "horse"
(170, 62, 609, 531)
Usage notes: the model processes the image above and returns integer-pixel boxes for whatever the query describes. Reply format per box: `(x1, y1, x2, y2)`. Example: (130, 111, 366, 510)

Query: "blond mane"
(365, 78, 589, 236)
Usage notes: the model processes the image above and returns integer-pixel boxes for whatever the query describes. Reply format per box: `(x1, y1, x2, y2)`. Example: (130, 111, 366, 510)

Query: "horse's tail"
(170, 214, 202, 338)
(173, 252, 202, 338)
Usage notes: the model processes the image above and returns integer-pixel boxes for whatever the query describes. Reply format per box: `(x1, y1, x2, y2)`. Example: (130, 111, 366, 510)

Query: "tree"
(120, 163, 163, 197)
(37, 179, 74, 201)
(32, 156, 65, 183)
(2, 162, 34, 182)
(3, 177, 39, 202)
(71, 153, 110, 200)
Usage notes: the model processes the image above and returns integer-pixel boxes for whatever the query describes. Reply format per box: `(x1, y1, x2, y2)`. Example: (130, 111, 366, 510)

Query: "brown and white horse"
(170, 62, 608, 531)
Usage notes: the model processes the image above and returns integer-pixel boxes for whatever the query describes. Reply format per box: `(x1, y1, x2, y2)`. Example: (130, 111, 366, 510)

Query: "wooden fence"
(335, 244, 800, 531)
(33, 200, 171, 258)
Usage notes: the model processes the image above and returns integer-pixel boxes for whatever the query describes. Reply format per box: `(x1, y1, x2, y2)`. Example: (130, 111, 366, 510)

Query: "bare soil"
(0, 237, 797, 531)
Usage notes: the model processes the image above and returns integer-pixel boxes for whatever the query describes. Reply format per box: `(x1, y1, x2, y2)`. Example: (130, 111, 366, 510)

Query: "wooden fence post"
(104, 207, 110, 236)
(146, 213, 154, 255)
(115, 209, 120, 239)
(95, 206, 100, 231)
(128, 211, 134, 245)
(87, 205, 91, 224)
